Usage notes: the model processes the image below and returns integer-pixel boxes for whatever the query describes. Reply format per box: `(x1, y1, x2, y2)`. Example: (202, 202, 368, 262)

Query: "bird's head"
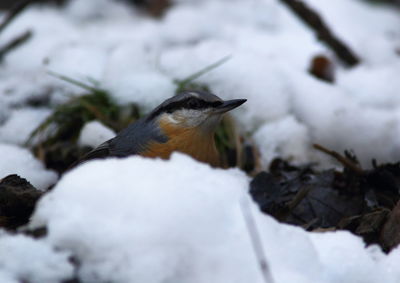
(147, 91, 246, 133)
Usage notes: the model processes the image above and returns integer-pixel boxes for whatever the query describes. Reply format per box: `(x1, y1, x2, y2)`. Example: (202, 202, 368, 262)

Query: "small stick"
(240, 198, 275, 283)
(0, 30, 31, 61)
(47, 70, 102, 93)
(313, 144, 363, 175)
(279, 0, 360, 67)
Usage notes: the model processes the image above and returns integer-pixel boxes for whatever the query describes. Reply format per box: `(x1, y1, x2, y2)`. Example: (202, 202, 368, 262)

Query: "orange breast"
(140, 120, 221, 167)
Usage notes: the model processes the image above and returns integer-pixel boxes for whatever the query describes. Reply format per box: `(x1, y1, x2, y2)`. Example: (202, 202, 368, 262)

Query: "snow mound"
(0, 144, 57, 190)
(30, 154, 400, 283)
(102, 42, 176, 111)
(253, 115, 312, 167)
(290, 73, 400, 166)
(78, 120, 115, 148)
(0, 231, 73, 283)
(0, 108, 51, 146)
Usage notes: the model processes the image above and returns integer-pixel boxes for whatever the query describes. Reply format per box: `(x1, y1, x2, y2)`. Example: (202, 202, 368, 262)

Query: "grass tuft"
(28, 73, 140, 172)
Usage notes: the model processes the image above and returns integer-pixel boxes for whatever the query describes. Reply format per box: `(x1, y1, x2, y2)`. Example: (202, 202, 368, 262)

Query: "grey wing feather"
(79, 141, 112, 161)
(75, 117, 167, 165)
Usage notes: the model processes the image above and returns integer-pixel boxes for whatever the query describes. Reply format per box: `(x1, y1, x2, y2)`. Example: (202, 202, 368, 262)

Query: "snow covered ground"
(28, 154, 400, 283)
(0, 0, 400, 282)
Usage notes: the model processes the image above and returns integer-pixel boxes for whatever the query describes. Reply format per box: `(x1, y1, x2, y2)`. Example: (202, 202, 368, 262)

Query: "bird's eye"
(187, 98, 201, 109)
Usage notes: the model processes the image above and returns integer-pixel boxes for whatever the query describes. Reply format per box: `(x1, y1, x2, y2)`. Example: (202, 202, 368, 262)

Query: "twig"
(240, 198, 275, 283)
(275, 185, 311, 221)
(0, 0, 34, 35)
(175, 55, 232, 89)
(288, 186, 310, 211)
(313, 144, 363, 175)
(0, 30, 31, 61)
(47, 70, 105, 93)
(279, 0, 360, 67)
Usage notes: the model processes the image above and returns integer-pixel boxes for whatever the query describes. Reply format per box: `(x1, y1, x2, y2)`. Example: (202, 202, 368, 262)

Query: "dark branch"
(0, 0, 34, 35)
(0, 30, 32, 62)
(313, 144, 364, 175)
(279, 0, 360, 67)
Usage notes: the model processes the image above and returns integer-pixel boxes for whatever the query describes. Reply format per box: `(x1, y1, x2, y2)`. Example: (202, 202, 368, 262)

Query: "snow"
(309, 232, 390, 283)
(253, 115, 313, 167)
(1, 7, 78, 73)
(29, 154, 400, 283)
(304, 0, 400, 64)
(31, 154, 260, 283)
(0, 144, 57, 190)
(0, 0, 400, 281)
(0, 108, 51, 146)
(65, 0, 135, 22)
(290, 73, 400, 166)
(0, 271, 16, 283)
(45, 42, 109, 81)
(382, 246, 400, 280)
(0, 231, 73, 283)
(78, 120, 115, 148)
(102, 41, 176, 111)
(104, 71, 176, 112)
(338, 62, 400, 108)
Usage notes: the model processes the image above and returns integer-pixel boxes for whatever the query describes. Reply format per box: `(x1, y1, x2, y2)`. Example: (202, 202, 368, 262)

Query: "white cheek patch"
(178, 109, 201, 119)
(167, 114, 180, 124)
(158, 113, 180, 126)
(188, 92, 200, 98)
(160, 109, 216, 128)
(174, 109, 210, 127)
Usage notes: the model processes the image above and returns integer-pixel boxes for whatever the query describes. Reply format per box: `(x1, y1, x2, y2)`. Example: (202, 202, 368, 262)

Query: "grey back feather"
(78, 117, 167, 163)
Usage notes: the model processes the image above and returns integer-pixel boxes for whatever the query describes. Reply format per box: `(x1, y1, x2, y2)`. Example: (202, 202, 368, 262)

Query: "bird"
(77, 90, 246, 167)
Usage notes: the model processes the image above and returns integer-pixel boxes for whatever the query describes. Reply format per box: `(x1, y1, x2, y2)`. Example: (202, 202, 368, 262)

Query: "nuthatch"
(79, 91, 246, 167)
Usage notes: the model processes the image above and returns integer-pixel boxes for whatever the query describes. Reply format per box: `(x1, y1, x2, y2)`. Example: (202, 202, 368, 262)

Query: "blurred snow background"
(1, 0, 400, 168)
(0, 0, 400, 282)
(0, 0, 400, 166)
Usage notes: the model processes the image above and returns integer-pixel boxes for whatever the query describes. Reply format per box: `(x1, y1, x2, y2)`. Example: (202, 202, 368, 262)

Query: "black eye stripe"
(165, 98, 221, 112)
(147, 97, 223, 120)
(187, 98, 208, 109)
(210, 101, 223, 107)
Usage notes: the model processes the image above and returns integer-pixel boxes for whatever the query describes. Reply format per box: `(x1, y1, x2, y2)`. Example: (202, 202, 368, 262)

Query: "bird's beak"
(213, 99, 247, 114)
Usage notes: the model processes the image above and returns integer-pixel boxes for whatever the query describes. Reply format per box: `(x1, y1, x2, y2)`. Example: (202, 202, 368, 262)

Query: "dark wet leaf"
(250, 151, 400, 252)
(0, 174, 43, 230)
(381, 201, 400, 252)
